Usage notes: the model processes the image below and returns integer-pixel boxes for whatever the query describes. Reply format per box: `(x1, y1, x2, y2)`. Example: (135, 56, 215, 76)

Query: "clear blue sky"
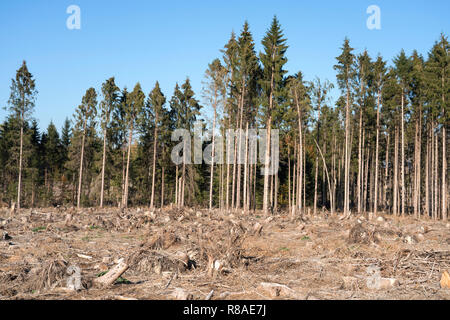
(0, 0, 448, 131)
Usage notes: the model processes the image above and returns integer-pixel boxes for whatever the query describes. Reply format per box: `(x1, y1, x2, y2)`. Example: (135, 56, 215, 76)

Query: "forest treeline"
(1, 17, 448, 219)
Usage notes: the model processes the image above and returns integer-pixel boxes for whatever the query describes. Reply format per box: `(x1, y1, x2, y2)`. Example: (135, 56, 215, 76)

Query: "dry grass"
(0, 206, 449, 300)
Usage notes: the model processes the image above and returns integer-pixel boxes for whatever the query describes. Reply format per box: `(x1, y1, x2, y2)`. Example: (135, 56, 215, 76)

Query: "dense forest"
(1, 17, 448, 220)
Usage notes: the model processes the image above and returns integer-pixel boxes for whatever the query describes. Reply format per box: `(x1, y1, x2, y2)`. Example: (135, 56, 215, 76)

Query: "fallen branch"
(93, 258, 128, 287)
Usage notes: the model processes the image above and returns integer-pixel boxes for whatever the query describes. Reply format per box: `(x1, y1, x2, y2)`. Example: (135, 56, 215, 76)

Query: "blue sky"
(0, 0, 448, 131)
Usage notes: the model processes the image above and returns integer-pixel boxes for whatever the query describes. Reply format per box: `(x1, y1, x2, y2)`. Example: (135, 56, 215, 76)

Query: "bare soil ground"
(1, 206, 449, 300)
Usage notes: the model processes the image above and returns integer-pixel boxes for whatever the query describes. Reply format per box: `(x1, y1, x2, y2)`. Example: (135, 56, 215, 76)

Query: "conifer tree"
(425, 34, 449, 220)
(148, 81, 166, 208)
(7, 61, 37, 210)
(75, 88, 97, 209)
(259, 16, 288, 214)
(372, 55, 387, 216)
(99, 77, 120, 208)
(203, 59, 226, 209)
(122, 83, 145, 208)
(334, 38, 355, 217)
(393, 50, 412, 217)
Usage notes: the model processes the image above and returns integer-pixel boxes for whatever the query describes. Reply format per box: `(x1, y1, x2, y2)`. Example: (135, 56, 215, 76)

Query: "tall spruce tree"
(372, 55, 387, 216)
(99, 77, 120, 208)
(425, 34, 449, 220)
(7, 61, 37, 210)
(147, 81, 166, 208)
(334, 38, 355, 216)
(75, 88, 97, 209)
(203, 59, 226, 209)
(259, 16, 288, 214)
(122, 83, 145, 208)
(393, 50, 412, 217)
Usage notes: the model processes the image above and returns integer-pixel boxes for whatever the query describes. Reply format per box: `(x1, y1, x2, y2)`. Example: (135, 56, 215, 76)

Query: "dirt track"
(1, 207, 449, 300)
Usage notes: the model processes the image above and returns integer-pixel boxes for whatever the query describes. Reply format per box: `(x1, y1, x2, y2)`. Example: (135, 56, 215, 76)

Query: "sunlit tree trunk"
(77, 118, 87, 209)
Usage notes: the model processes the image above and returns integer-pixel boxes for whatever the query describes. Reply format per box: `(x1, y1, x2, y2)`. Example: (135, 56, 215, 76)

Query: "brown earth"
(0, 206, 449, 300)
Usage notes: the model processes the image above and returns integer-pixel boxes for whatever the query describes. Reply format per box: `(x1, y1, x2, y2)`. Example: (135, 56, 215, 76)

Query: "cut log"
(93, 258, 128, 287)
(440, 271, 450, 289)
(257, 282, 297, 299)
(367, 277, 400, 290)
(171, 287, 193, 300)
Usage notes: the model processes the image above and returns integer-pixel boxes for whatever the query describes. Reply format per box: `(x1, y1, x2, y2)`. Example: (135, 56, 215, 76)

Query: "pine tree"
(99, 77, 120, 208)
(43, 121, 62, 203)
(75, 88, 97, 209)
(393, 50, 412, 217)
(122, 83, 145, 208)
(22, 120, 38, 206)
(7, 61, 37, 210)
(287, 72, 311, 216)
(372, 55, 387, 216)
(147, 81, 166, 208)
(221, 31, 239, 210)
(310, 77, 334, 215)
(169, 83, 184, 207)
(259, 16, 288, 214)
(353, 50, 372, 214)
(334, 38, 355, 217)
(180, 78, 202, 207)
(234, 21, 260, 210)
(203, 59, 226, 209)
(425, 34, 449, 220)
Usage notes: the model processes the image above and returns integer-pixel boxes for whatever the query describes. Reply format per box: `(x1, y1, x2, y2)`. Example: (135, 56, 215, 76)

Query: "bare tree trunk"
(443, 124, 447, 220)
(314, 139, 334, 215)
(442, 79, 447, 220)
(401, 93, 406, 217)
(417, 112, 422, 218)
(344, 79, 351, 217)
(220, 126, 225, 209)
(253, 159, 257, 211)
(123, 123, 133, 209)
(270, 172, 274, 207)
(209, 91, 217, 210)
(357, 110, 363, 213)
(263, 66, 274, 215)
(314, 158, 319, 215)
(322, 136, 327, 208)
(161, 166, 165, 208)
(226, 118, 231, 210)
(288, 145, 291, 212)
(100, 127, 107, 208)
(274, 172, 278, 212)
(17, 116, 24, 211)
(292, 142, 297, 216)
(413, 115, 419, 218)
(374, 93, 381, 215)
(434, 125, 438, 220)
(175, 165, 178, 207)
(77, 118, 87, 209)
(297, 142, 301, 214)
(231, 129, 237, 209)
(332, 135, 337, 214)
(120, 147, 125, 208)
(363, 147, 369, 213)
(425, 126, 430, 217)
(393, 127, 399, 216)
(243, 123, 249, 213)
(303, 138, 306, 212)
(181, 138, 186, 207)
(384, 133, 390, 212)
(294, 90, 303, 215)
(150, 113, 159, 209)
